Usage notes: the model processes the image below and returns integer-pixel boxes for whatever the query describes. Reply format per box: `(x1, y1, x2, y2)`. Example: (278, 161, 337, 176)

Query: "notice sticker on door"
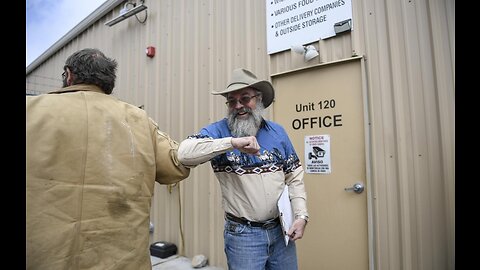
(305, 135, 331, 174)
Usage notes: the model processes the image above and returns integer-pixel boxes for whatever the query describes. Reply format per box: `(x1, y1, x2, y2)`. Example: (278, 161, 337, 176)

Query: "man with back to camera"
(26, 48, 190, 269)
(177, 68, 309, 270)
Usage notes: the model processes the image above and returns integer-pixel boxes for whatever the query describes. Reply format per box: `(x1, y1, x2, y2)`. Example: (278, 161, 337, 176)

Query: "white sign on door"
(304, 134, 331, 174)
(266, 0, 352, 54)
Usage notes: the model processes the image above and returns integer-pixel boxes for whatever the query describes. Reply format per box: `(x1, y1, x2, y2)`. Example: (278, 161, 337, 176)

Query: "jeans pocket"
(224, 219, 247, 235)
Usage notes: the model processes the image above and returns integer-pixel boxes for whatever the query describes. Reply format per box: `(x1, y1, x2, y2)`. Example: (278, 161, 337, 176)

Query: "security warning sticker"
(305, 135, 331, 174)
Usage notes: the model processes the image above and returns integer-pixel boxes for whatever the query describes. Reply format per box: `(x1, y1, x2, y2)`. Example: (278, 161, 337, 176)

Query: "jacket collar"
(48, 84, 104, 94)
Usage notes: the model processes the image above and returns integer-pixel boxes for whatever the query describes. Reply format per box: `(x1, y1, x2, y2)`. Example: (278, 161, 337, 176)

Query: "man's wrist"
(295, 214, 309, 223)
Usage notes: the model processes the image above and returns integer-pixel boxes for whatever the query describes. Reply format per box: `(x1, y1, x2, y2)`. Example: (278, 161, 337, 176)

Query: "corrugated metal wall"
(367, 1, 455, 269)
(271, 0, 455, 268)
(26, 0, 454, 269)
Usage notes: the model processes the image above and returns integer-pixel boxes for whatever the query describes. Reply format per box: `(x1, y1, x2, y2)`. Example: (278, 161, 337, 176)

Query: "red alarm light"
(146, 46, 155, 58)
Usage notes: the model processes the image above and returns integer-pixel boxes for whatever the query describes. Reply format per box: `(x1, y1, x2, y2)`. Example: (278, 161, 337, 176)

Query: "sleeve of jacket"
(150, 118, 190, 184)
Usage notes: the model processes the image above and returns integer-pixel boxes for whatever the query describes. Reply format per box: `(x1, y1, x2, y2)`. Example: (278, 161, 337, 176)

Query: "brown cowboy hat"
(211, 68, 275, 108)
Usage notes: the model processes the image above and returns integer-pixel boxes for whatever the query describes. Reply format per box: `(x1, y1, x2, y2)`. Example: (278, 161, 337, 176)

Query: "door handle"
(344, 182, 364, 194)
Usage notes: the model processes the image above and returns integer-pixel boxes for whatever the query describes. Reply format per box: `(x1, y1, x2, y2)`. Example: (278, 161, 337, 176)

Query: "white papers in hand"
(277, 185, 293, 246)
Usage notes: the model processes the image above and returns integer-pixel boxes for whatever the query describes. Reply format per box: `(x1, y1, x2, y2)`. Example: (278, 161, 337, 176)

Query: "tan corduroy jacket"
(26, 84, 190, 270)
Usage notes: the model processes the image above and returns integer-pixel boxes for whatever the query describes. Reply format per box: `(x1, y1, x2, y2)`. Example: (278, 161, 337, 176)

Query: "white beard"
(227, 102, 265, 137)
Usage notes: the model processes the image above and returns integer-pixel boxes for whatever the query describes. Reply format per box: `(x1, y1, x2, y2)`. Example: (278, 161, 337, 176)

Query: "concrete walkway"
(151, 255, 224, 270)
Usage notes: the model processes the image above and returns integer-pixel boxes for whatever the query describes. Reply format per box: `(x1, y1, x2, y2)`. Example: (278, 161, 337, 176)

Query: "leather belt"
(225, 212, 279, 229)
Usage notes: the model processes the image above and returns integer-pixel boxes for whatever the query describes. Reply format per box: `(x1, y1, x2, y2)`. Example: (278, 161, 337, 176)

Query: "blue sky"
(26, 0, 107, 67)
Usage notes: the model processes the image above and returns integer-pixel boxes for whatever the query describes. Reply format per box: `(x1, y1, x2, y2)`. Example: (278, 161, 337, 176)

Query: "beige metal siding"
(26, 0, 454, 269)
(271, 0, 454, 269)
(365, 1, 454, 269)
(144, 2, 273, 267)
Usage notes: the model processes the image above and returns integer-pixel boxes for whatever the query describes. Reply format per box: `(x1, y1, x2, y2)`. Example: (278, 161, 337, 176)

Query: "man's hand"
(287, 218, 307, 241)
(231, 136, 260, 155)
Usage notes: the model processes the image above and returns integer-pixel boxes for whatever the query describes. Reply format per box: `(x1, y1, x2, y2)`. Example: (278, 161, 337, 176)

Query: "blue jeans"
(224, 218, 298, 270)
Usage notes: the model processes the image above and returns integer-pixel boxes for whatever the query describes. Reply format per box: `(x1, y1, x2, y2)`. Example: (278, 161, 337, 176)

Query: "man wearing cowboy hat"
(178, 68, 309, 270)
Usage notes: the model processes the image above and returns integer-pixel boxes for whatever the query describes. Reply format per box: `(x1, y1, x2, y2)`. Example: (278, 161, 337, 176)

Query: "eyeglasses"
(225, 94, 259, 107)
(62, 65, 69, 80)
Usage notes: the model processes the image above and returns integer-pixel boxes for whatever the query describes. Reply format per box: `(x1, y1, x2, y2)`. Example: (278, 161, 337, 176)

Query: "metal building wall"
(26, 0, 455, 269)
(143, 1, 273, 267)
(362, 1, 455, 269)
(270, 0, 455, 269)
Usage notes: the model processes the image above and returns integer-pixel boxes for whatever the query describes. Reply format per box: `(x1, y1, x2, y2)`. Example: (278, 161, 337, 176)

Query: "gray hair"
(64, 48, 118, 94)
